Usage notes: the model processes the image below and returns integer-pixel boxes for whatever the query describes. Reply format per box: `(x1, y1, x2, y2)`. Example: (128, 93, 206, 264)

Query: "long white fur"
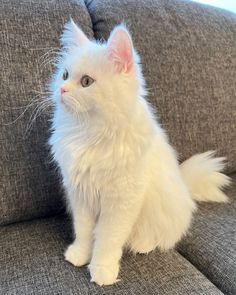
(180, 151, 230, 202)
(49, 20, 230, 286)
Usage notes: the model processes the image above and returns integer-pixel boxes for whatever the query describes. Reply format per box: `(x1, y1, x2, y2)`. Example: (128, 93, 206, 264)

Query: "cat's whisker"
(39, 55, 62, 70)
(32, 89, 52, 96)
(32, 91, 49, 97)
(38, 48, 61, 64)
(66, 94, 90, 122)
(3, 92, 51, 126)
(3, 87, 53, 138)
(26, 97, 50, 122)
(40, 53, 60, 65)
(6, 96, 45, 110)
(30, 47, 59, 51)
(24, 98, 53, 138)
(36, 47, 62, 71)
(40, 58, 56, 70)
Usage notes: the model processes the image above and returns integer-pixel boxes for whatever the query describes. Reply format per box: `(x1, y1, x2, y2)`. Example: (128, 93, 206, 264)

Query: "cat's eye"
(63, 69, 69, 80)
(81, 75, 95, 88)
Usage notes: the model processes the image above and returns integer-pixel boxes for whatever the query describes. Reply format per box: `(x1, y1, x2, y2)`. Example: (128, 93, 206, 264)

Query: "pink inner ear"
(107, 28, 134, 73)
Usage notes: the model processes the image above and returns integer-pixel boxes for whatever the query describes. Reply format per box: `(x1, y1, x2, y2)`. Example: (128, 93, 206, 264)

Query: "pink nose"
(60, 87, 67, 95)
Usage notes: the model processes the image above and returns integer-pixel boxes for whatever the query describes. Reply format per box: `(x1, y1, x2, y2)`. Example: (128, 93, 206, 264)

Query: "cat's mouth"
(60, 95, 66, 105)
(59, 95, 71, 112)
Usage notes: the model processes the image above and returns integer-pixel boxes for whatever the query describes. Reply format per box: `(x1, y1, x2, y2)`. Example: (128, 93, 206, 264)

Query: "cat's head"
(51, 19, 145, 121)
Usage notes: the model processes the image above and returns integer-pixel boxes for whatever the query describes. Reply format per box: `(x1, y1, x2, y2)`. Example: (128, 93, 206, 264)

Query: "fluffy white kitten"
(49, 19, 230, 286)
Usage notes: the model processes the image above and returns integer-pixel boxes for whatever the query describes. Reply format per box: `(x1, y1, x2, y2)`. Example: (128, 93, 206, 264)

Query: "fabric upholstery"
(178, 173, 236, 295)
(86, 0, 236, 173)
(0, 0, 93, 225)
(0, 214, 223, 295)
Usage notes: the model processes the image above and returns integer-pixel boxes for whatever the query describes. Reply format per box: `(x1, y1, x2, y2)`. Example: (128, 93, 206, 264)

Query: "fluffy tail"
(180, 151, 231, 202)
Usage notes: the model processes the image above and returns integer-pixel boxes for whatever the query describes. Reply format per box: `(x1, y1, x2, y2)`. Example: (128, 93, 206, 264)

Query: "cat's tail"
(180, 151, 231, 202)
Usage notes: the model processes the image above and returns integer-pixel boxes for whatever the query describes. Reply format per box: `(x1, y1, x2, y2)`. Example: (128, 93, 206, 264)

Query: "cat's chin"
(58, 101, 92, 119)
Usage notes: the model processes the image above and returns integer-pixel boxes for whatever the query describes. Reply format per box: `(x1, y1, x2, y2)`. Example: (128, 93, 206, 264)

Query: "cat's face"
(51, 20, 142, 120)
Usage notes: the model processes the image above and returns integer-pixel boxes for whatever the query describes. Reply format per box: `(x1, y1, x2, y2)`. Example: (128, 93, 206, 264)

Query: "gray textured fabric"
(86, 0, 236, 173)
(0, 215, 223, 295)
(0, 0, 93, 225)
(178, 173, 236, 295)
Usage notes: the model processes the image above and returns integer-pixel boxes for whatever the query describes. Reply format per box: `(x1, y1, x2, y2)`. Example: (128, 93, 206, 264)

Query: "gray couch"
(1, 0, 236, 294)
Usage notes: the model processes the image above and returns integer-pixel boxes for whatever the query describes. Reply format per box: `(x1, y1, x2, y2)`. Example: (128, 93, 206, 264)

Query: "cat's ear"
(107, 25, 134, 73)
(61, 18, 89, 49)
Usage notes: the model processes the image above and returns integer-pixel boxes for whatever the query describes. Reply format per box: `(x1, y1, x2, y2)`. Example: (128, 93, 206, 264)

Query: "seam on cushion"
(0, 211, 68, 228)
(177, 251, 225, 294)
(84, 0, 106, 40)
(178, 248, 232, 295)
(176, 173, 236, 294)
(81, 0, 96, 38)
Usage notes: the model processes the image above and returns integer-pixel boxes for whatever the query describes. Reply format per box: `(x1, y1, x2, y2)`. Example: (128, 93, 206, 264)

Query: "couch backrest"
(1, 0, 235, 225)
(0, 0, 93, 225)
(87, 0, 236, 170)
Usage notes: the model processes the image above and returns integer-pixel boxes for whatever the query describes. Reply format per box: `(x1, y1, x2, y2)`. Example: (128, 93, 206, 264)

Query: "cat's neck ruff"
(54, 94, 148, 137)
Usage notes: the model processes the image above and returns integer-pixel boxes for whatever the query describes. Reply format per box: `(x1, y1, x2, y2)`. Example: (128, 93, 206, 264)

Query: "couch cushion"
(86, 0, 236, 173)
(178, 173, 236, 295)
(0, 0, 93, 225)
(0, 215, 223, 295)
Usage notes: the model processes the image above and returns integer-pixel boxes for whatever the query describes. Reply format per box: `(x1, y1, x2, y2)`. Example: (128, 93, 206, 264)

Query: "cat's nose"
(60, 87, 68, 95)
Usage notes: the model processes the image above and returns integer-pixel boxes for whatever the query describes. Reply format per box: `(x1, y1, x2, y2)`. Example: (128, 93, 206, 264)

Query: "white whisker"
(24, 99, 54, 138)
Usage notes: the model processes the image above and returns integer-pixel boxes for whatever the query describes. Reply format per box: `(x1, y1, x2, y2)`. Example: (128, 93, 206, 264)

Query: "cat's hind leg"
(127, 175, 196, 253)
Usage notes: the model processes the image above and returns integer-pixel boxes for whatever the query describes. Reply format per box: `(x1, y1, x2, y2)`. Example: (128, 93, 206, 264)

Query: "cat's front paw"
(64, 243, 91, 267)
(88, 262, 120, 286)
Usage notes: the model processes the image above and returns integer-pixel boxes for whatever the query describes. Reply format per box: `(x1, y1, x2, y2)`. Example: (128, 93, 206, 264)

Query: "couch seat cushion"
(178, 173, 236, 295)
(0, 215, 222, 295)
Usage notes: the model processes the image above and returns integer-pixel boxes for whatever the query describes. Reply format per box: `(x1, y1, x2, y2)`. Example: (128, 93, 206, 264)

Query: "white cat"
(49, 19, 230, 286)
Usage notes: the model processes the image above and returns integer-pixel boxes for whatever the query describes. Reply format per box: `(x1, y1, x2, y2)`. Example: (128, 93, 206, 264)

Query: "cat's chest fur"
(50, 124, 106, 191)
(49, 111, 150, 195)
